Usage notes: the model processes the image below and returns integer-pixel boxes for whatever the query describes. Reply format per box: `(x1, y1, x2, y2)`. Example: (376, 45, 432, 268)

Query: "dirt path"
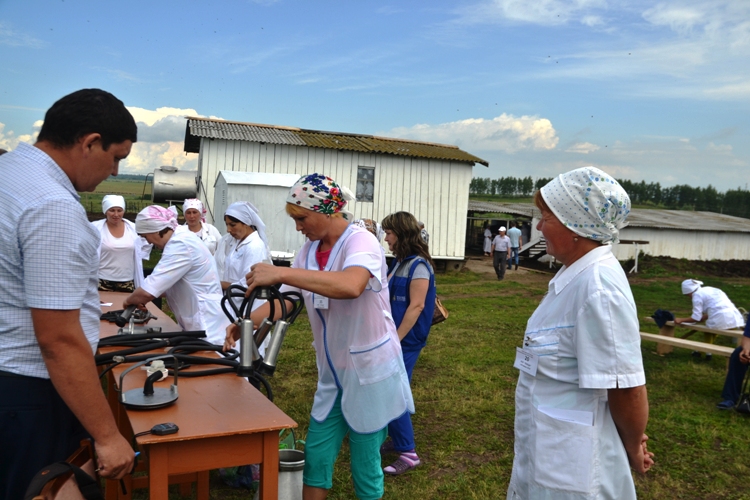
(462, 256, 554, 286)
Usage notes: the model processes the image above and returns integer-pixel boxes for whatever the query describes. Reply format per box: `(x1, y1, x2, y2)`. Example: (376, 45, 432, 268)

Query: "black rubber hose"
(248, 372, 273, 401)
(97, 330, 206, 347)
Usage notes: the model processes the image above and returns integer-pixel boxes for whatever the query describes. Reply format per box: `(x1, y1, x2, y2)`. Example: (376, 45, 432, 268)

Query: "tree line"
(471, 176, 750, 219)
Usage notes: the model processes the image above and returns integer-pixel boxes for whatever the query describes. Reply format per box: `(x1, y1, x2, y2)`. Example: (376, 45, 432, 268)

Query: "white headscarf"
(183, 198, 206, 223)
(102, 195, 125, 214)
(540, 166, 631, 244)
(135, 205, 179, 234)
(353, 219, 385, 243)
(681, 279, 703, 295)
(225, 201, 269, 248)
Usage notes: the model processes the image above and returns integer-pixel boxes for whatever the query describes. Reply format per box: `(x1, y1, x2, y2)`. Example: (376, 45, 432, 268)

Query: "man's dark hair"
(37, 89, 137, 150)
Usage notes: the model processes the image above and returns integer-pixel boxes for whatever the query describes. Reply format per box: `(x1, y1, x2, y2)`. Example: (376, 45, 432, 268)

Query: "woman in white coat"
(91, 195, 151, 292)
(215, 201, 272, 291)
(177, 198, 222, 255)
(507, 167, 654, 500)
(123, 205, 229, 345)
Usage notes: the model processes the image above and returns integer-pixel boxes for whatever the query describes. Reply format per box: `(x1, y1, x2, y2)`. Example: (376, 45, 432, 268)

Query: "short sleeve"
(576, 289, 645, 389)
(21, 199, 98, 310)
(342, 230, 384, 292)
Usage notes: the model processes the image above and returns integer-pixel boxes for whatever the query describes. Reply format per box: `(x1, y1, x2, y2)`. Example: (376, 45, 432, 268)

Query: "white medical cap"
(102, 195, 125, 214)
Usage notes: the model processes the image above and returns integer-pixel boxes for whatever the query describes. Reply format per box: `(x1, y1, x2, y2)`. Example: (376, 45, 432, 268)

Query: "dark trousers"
(721, 347, 750, 403)
(0, 372, 89, 500)
(493, 252, 508, 279)
(388, 348, 422, 452)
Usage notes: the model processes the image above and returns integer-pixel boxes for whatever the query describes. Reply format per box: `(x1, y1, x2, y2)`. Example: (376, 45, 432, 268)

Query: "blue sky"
(1, 0, 748, 191)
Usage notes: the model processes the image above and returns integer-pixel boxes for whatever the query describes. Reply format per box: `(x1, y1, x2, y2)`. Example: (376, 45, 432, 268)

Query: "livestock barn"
(183, 117, 488, 268)
(467, 201, 750, 262)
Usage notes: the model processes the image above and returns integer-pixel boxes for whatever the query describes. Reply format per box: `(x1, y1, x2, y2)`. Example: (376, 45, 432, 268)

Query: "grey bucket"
(252, 449, 305, 500)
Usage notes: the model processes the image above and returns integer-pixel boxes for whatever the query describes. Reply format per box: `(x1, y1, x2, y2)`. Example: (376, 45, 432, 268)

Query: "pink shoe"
(383, 453, 420, 475)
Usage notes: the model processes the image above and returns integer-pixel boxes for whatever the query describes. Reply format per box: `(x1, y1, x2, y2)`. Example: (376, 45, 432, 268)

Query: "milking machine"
(97, 285, 303, 410)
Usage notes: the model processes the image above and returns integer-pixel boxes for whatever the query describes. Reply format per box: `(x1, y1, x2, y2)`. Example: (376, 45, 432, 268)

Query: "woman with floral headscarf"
(91, 195, 151, 292)
(225, 173, 414, 500)
(507, 167, 653, 500)
(178, 198, 222, 255)
(123, 205, 229, 345)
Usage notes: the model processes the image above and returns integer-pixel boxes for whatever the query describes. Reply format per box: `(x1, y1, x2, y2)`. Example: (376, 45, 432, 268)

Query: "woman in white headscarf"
(177, 198, 222, 255)
(214, 201, 272, 292)
(91, 195, 151, 293)
(507, 167, 653, 500)
(674, 279, 744, 330)
(123, 205, 229, 345)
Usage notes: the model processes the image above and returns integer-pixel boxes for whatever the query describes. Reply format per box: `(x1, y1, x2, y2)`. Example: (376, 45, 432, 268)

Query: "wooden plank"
(639, 332, 735, 357)
(642, 317, 745, 339)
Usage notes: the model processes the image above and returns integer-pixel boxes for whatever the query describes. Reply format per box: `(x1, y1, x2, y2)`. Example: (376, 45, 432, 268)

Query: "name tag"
(314, 295, 329, 310)
(514, 347, 538, 377)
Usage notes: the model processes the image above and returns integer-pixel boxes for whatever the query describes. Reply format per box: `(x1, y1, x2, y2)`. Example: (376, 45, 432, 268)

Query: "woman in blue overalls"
(381, 211, 436, 475)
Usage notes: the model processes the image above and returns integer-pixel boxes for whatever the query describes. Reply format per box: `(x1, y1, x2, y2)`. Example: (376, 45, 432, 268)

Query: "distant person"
(717, 321, 750, 410)
(92, 195, 151, 293)
(178, 198, 222, 255)
(0, 88, 137, 498)
(418, 221, 429, 245)
(124, 205, 230, 345)
(491, 226, 511, 280)
(381, 211, 436, 476)
(507, 221, 523, 270)
(353, 218, 385, 243)
(674, 279, 744, 361)
(483, 223, 492, 256)
(507, 167, 652, 500)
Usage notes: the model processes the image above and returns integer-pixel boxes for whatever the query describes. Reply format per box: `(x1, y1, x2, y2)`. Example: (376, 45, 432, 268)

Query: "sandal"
(380, 439, 395, 454)
(384, 454, 420, 475)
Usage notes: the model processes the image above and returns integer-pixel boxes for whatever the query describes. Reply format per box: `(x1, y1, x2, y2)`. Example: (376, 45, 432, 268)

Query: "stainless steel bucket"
(278, 449, 304, 500)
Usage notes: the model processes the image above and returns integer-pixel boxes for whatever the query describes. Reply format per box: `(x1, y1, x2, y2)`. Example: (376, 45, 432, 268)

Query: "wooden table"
(99, 292, 297, 500)
(640, 316, 743, 358)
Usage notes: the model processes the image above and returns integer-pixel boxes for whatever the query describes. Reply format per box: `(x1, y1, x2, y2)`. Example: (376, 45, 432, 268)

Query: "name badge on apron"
(514, 347, 538, 377)
(314, 295, 329, 310)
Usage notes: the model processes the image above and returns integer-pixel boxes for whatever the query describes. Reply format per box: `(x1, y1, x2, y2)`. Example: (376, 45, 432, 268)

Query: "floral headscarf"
(286, 173, 354, 221)
(135, 205, 179, 234)
(540, 166, 630, 244)
(183, 198, 206, 223)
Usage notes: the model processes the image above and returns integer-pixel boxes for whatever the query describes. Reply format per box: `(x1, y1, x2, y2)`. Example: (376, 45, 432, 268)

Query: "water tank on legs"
(152, 166, 198, 203)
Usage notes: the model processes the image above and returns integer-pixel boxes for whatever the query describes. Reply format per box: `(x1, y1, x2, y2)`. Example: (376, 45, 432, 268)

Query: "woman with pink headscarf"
(123, 205, 229, 345)
(177, 198, 222, 255)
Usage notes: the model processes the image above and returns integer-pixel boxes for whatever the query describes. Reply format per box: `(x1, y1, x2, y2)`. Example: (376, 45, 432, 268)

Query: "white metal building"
(467, 201, 750, 261)
(184, 117, 488, 265)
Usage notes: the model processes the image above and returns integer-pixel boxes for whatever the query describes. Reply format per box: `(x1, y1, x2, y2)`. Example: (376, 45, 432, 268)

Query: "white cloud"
(0, 120, 41, 151)
(0, 22, 45, 48)
(455, 0, 607, 27)
(565, 142, 600, 154)
(386, 114, 559, 153)
(123, 141, 198, 174)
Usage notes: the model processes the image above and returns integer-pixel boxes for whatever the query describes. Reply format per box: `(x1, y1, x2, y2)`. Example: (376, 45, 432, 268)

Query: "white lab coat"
(176, 222, 222, 255)
(690, 287, 744, 330)
(507, 245, 645, 500)
(281, 225, 414, 434)
(141, 230, 229, 345)
(91, 219, 151, 288)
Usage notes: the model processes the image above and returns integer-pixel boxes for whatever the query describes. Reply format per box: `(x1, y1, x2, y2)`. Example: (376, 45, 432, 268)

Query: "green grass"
(135, 265, 750, 499)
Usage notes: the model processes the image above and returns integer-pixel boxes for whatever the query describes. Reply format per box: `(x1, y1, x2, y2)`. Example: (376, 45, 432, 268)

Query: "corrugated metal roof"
(468, 201, 750, 233)
(184, 117, 488, 166)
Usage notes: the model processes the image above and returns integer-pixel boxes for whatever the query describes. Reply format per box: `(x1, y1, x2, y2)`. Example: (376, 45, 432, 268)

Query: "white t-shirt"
(98, 224, 137, 281)
(508, 245, 645, 500)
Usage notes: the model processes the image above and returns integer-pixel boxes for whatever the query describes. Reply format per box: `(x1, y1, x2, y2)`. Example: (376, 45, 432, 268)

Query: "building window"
(356, 167, 375, 202)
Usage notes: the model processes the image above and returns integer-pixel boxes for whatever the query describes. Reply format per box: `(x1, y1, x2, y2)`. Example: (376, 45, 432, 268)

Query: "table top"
(99, 292, 296, 446)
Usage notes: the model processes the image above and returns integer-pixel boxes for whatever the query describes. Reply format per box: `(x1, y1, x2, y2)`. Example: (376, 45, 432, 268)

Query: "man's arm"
(32, 308, 134, 479)
(739, 336, 750, 364)
(608, 384, 654, 474)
